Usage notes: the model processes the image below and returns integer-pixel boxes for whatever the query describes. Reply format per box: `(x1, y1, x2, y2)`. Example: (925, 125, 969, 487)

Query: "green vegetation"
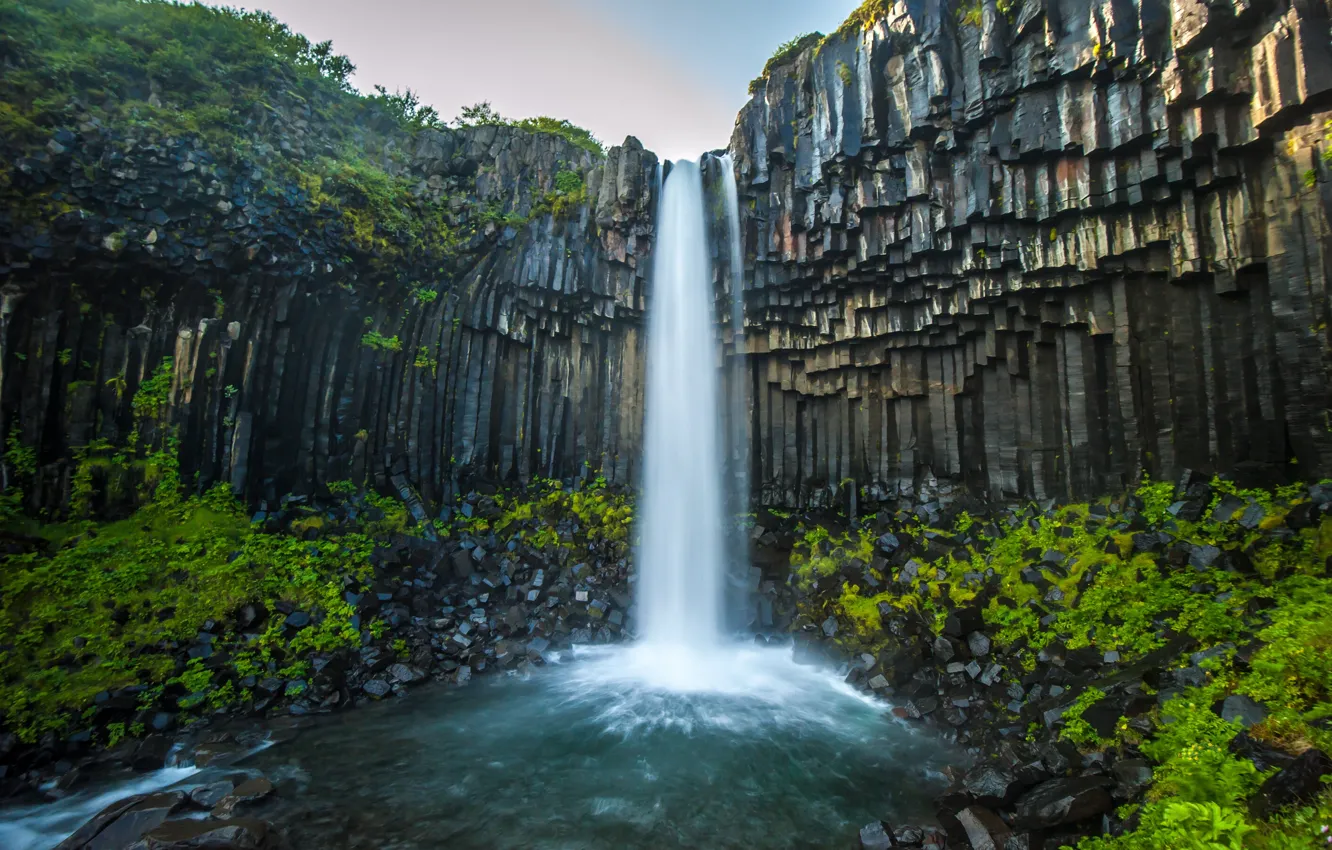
(454, 102, 604, 156)
(361, 330, 402, 352)
(0, 458, 373, 742)
(833, 0, 892, 39)
(1, 0, 602, 285)
(791, 476, 1332, 849)
(0, 0, 358, 150)
(1073, 622, 1332, 849)
(957, 0, 1018, 28)
(1058, 687, 1109, 749)
(449, 475, 632, 563)
(0, 444, 634, 748)
(749, 32, 824, 94)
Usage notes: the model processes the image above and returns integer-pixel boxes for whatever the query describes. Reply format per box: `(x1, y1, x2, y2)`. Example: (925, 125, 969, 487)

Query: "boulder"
(962, 764, 1026, 807)
(211, 777, 275, 818)
(187, 780, 234, 809)
(967, 631, 992, 658)
(955, 806, 1012, 850)
(1013, 777, 1114, 829)
(1219, 695, 1267, 728)
(131, 735, 175, 772)
(55, 793, 148, 850)
(387, 663, 426, 685)
(1249, 748, 1332, 819)
(81, 792, 186, 850)
(128, 818, 276, 849)
(1229, 730, 1296, 772)
(858, 820, 893, 849)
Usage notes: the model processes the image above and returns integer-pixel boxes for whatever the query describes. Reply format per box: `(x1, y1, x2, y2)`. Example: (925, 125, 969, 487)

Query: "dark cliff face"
(8, 0, 1332, 516)
(730, 0, 1332, 506)
(1, 122, 656, 513)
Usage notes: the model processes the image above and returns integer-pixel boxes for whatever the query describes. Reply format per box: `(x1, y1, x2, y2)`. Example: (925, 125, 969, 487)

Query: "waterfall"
(717, 153, 751, 627)
(637, 159, 725, 650)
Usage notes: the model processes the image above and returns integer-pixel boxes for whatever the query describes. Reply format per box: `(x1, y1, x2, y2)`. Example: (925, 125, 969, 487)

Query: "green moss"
(476, 476, 632, 565)
(0, 479, 374, 742)
(790, 475, 1332, 849)
(131, 358, 174, 421)
(1058, 687, 1109, 749)
(360, 331, 402, 352)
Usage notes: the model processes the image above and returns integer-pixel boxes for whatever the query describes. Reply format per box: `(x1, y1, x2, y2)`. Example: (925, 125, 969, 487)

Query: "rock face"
(2, 121, 656, 511)
(730, 0, 1332, 505)
(8, 0, 1332, 515)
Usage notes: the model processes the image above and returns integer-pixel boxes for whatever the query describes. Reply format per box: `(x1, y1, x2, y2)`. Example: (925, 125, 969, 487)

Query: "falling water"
(637, 159, 725, 650)
(717, 153, 751, 627)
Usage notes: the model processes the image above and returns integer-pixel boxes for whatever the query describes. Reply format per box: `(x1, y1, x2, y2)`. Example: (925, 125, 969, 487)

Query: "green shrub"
(749, 32, 824, 94)
(453, 103, 604, 156)
(361, 331, 402, 352)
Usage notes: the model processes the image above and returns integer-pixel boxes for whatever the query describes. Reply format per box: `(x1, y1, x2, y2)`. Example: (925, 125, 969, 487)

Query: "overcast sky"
(222, 0, 861, 160)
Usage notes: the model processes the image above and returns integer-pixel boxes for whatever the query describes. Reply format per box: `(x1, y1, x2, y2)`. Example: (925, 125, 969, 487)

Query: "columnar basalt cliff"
(731, 0, 1332, 507)
(1, 121, 656, 513)
(8, 0, 1332, 519)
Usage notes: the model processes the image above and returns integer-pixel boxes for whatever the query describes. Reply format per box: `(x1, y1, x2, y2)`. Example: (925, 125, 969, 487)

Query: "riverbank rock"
(127, 818, 280, 850)
(211, 777, 276, 818)
(1249, 748, 1332, 819)
(57, 791, 186, 850)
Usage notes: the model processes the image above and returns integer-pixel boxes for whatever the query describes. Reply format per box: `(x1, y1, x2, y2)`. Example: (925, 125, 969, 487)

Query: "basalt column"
(1, 126, 658, 514)
(730, 0, 1332, 507)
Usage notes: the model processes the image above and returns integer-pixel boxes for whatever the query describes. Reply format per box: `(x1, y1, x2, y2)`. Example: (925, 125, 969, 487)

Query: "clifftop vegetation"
(0, 0, 603, 283)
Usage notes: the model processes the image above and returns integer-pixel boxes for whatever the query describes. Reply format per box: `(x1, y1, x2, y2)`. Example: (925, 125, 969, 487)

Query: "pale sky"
(223, 0, 862, 160)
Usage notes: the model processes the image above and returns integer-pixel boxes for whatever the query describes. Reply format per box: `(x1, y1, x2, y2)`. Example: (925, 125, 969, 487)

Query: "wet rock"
(131, 735, 174, 772)
(1012, 777, 1114, 829)
(387, 663, 426, 685)
(1249, 748, 1332, 819)
(56, 794, 146, 850)
(211, 776, 275, 818)
(962, 764, 1025, 807)
(956, 806, 1012, 850)
(187, 780, 234, 809)
(1111, 759, 1153, 800)
(904, 696, 939, 719)
(362, 679, 392, 698)
(1220, 695, 1268, 728)
(858, 820, 894, 849)
(128, 818, 277, 849)
(59, 791, 186, 850)
(1230, 730, 1296, 772)
(967, 632, 992, 658)
(190, 738, 244, 769)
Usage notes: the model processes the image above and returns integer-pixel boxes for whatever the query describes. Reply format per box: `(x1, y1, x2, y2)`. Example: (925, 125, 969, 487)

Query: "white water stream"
(637, 158, 726, 652)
